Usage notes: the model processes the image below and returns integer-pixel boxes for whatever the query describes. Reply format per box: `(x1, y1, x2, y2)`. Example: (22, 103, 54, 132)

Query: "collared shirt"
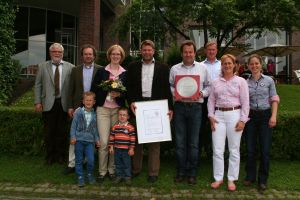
(52, 60, 63, 97)
(169, 61, 211, 103)
(83, 63, 94, 92)
(82, 107, 93, 127)
(141, 58, 155, 98)
(201, 58, 221, 81)
(207, 75, 250, 122)
(247, 74, 280, 110)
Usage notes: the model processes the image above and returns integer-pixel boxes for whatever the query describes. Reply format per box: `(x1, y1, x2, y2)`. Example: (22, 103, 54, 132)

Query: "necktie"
(54, 63, 60, 96)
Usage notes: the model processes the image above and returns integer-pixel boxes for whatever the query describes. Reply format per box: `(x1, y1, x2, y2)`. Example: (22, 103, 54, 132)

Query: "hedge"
(0, 107, 299, 160)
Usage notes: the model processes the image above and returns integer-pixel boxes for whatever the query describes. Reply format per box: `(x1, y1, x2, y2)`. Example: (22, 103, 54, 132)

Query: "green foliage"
(113, 0, 300, 53)
(165, 43, 182, 66)
(0, 107, 44, 156)
(0, 0, 17, 105)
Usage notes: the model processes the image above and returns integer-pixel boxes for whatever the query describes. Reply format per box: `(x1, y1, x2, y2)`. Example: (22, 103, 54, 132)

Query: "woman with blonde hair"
(208, 54, 249, 191)
(91, 44, 127, 183)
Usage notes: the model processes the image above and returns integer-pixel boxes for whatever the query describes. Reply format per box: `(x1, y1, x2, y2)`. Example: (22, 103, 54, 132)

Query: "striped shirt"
(109, 122, 136, 149)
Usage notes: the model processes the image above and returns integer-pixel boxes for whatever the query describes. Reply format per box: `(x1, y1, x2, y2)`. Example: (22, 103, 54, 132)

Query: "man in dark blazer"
(34, 43, 74, 164)
(126, 40, 173, 183)
(64, 44, 101, 174)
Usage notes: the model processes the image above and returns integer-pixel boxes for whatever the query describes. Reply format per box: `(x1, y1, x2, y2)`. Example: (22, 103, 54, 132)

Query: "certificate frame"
(135, 99, 171, 144)
(174, 75, 200, 100)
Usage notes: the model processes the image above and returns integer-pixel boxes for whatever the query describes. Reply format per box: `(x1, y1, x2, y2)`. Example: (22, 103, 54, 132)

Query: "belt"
(215, 106, 241, 111)
(250, 109, 270, 113)
(142, 97, 152, 101)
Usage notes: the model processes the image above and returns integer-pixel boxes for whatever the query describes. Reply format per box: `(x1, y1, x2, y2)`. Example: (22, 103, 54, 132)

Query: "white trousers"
(68, 144, 75, 168)
(96, 106, 118, 176)
(212, 109, 242, 181)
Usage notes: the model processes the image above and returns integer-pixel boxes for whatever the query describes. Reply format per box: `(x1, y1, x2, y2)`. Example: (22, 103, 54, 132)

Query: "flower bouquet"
(98, 79, 126, 93)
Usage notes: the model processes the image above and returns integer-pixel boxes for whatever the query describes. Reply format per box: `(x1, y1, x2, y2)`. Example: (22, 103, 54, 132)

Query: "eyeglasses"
(110, 53, 121, 56)
(51, 51, 63, 54)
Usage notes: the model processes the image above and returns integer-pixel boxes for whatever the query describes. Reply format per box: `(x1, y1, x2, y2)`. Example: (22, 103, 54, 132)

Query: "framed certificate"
(174, 75, 200, 100)
(135, 100, 171, 144)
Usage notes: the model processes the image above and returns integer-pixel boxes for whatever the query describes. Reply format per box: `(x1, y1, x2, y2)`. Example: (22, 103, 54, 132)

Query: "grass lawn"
(1, 84, 299, 193)
(276, 84, 300, 113)
(0, 155, 299, 192)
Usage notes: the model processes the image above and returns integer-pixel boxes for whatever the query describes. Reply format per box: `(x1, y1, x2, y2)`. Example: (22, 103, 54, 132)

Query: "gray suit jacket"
(34, 60, 74, 112)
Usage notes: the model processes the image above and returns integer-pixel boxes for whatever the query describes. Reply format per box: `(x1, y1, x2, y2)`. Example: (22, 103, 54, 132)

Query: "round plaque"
(176, 77, 198, 98)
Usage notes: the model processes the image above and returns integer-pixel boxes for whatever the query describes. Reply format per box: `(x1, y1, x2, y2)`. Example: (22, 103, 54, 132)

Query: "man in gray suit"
(64, 44, 101, 174)
(34, 43, 74, 165)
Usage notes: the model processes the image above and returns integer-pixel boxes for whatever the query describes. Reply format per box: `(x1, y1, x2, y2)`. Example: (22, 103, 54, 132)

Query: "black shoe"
(187, 176, 197, 185)
(174, 175, 185, 183)
(124, 177, 132, 185)
(147, 176, 158, 183)
(258, 183, 267, 191)
(96, 175, 105, 183)
(63, 167, 75, 175)
(109, 173, 116, 181)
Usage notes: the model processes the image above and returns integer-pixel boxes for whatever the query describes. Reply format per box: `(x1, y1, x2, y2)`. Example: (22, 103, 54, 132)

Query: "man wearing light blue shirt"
(200, 41, 221, 159)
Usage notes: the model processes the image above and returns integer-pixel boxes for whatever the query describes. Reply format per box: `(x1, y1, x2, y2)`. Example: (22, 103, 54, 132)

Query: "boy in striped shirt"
(108, 107, 136, 184)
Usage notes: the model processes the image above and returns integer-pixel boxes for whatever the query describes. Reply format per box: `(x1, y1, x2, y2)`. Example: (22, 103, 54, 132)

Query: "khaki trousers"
(96, 106, 118, 176)
(132, 142, 160, 176)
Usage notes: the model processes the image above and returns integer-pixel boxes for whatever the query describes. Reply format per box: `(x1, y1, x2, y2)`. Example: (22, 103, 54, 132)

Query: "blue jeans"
(115, 148, 131, 178)
(75, 141, 95, 177)
(244, 109, 272, 184)
(174, 102, 202, 177)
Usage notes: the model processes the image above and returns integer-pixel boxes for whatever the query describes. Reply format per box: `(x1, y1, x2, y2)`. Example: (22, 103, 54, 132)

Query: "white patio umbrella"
(244, 44, 300, 58)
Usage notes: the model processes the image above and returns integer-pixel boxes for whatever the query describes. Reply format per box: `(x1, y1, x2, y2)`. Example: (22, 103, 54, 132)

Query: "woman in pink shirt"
(208, 54, 249, 191)
(91, 45, 127, 183)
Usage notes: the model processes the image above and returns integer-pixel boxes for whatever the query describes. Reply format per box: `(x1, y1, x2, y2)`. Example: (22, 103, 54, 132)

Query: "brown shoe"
(187, 176, 197, 185)
(174, 175, 185, 183)
(243, 180, 254, 186)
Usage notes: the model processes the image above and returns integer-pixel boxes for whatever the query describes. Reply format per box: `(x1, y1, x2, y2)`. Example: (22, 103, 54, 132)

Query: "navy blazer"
(91, 67, 126, 107)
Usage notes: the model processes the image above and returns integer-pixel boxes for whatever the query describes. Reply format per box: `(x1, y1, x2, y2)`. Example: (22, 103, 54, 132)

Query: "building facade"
(14, 0, 128, 67)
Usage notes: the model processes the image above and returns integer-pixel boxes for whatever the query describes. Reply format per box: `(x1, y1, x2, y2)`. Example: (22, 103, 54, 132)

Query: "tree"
(0, 0, 17, 104)
(113, 0, 300, 55)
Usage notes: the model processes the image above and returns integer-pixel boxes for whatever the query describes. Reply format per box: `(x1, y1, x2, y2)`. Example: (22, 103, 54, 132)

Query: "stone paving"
(0, 182, 300, 199)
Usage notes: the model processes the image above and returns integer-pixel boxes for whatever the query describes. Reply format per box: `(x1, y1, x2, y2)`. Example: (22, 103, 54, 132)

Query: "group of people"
(34, 39, 279, 191)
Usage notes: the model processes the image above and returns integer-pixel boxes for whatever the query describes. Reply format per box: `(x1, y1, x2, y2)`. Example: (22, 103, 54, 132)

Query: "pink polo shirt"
(207, 75, 249, 122)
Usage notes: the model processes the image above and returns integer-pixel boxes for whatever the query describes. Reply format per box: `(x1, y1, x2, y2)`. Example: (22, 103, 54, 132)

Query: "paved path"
(0, 182, 300, 199)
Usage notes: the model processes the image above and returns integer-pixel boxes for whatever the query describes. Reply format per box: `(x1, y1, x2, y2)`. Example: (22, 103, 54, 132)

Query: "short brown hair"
(140, 39, 155, 49)
(106, 44, 126, 63)
(81, 44, 97, 58)
(118, 107, 129, 115)
(220, 54, 237, 76)
(180, 40, 196, 53)
(83, 91, 96, 99)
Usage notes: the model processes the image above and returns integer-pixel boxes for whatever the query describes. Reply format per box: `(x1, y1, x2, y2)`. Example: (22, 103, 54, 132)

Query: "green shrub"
(0, 107, 44, 155)
(1, 106, 299, 160)
(0, 1, 17, 105)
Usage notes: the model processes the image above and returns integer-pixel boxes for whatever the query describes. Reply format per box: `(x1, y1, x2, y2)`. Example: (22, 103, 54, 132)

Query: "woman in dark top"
(91, 44, 126, 183)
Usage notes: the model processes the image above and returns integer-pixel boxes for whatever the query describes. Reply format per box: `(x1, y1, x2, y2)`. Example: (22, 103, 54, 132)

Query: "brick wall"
(78, 0, 101, 63)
